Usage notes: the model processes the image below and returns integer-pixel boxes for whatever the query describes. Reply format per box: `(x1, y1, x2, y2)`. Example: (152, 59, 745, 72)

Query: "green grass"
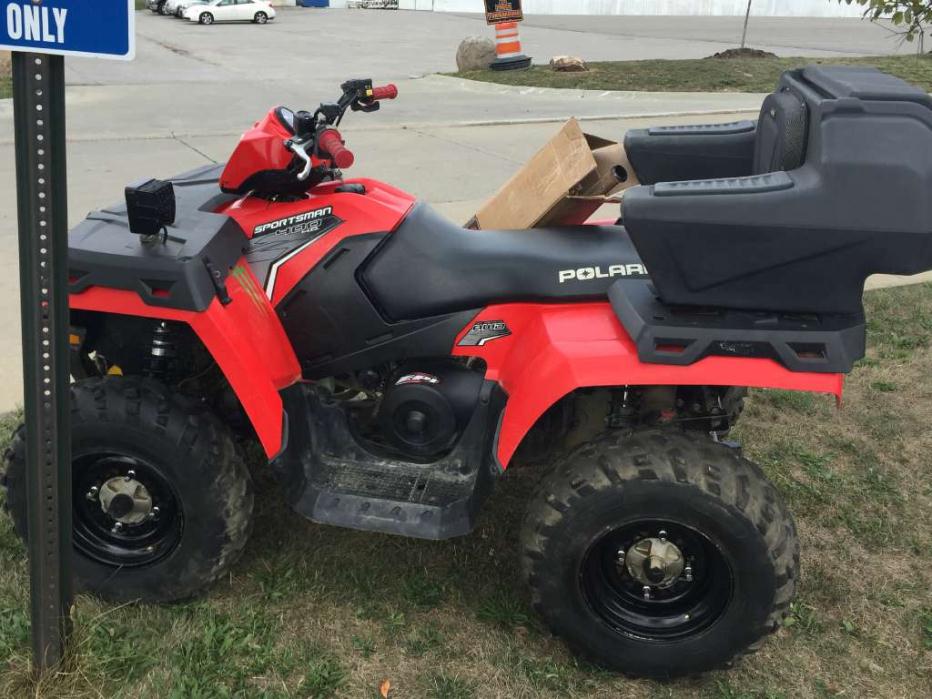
(453, 54, 932, 93)
(1, 285, 931, 696)
(0, 78, 10, 100)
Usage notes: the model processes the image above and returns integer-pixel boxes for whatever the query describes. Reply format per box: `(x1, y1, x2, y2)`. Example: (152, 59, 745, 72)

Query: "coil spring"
(148, 321, 176, 379)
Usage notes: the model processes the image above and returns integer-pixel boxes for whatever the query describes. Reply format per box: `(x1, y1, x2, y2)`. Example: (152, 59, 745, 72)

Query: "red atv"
(5, 67, 932, 678)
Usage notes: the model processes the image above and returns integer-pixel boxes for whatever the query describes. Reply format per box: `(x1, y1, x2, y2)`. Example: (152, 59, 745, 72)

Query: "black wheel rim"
(72, 453, 183, 568)
(580, 519, 733, 641)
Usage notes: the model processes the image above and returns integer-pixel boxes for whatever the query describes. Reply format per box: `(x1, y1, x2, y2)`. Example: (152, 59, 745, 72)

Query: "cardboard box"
(471, 118, 635, 230)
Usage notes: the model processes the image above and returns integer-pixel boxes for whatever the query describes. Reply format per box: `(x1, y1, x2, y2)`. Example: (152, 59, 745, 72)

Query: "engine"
(376, 361, 484, 458)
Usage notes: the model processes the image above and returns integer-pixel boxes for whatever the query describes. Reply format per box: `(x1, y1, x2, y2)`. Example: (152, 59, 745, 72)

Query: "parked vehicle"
(146, 0, 168, 13)
(4, 68, 932, 678)
(184, 0, 276, 24)
(174, 1, 208, 17)
(161, 0, 184, 15)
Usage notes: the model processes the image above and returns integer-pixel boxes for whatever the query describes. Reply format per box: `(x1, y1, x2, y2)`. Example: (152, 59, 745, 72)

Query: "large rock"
(456, 37, 497, 72)
(550, 56, 588, 72)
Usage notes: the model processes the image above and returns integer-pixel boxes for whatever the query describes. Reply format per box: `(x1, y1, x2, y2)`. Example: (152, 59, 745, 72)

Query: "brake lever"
(351, 100, 381, 114)
(285, 139, 314, 181)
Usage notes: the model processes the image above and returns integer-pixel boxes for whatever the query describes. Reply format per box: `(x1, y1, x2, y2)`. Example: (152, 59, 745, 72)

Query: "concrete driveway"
(65, 10, 910, 90)
(0, 8, 925, 412)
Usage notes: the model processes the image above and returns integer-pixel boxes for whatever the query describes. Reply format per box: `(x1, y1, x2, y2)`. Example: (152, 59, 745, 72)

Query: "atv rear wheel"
(199, 12, 214, 24)
(254, 11, 268, 24)
(521, 429, 798, 678)
(2, 377, 253, 603)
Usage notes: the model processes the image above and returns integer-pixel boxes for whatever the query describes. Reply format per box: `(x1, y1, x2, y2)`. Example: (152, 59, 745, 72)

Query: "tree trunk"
(741, 0, 752, 49)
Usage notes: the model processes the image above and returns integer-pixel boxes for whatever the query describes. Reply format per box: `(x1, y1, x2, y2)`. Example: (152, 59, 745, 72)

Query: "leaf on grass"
(379, 678, 391, 698)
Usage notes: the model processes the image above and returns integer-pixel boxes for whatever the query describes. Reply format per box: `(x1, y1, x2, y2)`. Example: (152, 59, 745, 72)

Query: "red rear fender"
(453, 302, 845, 467)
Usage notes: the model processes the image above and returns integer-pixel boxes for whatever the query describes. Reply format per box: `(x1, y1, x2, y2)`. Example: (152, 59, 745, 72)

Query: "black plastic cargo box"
(622, 66, 932, 315)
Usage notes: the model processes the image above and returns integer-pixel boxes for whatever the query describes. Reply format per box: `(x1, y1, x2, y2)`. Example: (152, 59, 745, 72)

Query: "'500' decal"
(246, 206, 343, 299)
(253, 206, 334, 237)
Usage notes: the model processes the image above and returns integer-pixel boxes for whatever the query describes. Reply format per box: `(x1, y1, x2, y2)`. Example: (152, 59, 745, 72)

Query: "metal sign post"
(2, 0, 136, 673)
(12, 50, 72, 671)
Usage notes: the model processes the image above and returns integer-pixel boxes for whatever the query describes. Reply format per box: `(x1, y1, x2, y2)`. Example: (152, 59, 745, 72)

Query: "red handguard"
(318, 128, 355, 170)
(370, 84, 398, 101)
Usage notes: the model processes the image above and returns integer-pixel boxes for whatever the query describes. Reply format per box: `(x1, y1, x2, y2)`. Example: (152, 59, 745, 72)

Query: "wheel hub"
(97, 473, 153, 525)
(583, 519, 731, 641)
(622, 533, 685, 589)
(74, 453, 182, 568)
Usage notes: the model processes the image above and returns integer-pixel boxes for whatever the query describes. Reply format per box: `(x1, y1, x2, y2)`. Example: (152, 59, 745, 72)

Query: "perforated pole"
(12, 52, 73, 672)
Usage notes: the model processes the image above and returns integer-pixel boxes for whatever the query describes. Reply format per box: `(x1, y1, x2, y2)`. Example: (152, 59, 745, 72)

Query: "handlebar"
(288, 81, 396, 180)
(318, 128, 355, 170)
(369, 84, 398, 101)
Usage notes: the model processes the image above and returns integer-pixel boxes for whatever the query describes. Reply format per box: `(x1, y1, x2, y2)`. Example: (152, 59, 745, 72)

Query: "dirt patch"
(0, 51, 10, 77)
(454, 54, 932, 94)
(709, 47, 778, 59)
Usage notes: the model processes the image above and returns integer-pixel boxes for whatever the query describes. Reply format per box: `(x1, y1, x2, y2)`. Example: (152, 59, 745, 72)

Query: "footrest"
(273, 383, 504, 540)
(609, 279, 865, 374)
(307, 462, 480, 540)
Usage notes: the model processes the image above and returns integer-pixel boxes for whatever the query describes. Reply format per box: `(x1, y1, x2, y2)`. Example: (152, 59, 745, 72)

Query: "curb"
(0, 109, 761, 146)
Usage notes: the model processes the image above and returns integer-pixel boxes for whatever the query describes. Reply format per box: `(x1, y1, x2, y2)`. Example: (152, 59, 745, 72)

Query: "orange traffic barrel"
(490, 21, 531, 71)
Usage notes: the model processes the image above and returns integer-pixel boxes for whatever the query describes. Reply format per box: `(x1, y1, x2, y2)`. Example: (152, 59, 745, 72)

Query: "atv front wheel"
(521, 429, 798, 678)
(2, 377, 253, 603)
(254, 11, 268, 24)
(199, 12, 214, 25)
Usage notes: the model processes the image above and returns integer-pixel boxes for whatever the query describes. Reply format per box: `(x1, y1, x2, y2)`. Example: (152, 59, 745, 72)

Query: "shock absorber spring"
(148, 321, 176, 379)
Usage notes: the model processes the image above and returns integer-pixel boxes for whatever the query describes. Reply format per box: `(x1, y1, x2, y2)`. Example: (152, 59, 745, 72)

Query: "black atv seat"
(361, 204, 646, 322)
(624, 81, 808, 184)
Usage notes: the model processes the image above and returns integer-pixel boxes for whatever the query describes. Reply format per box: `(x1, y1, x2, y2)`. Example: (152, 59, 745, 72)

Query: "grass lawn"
(0, 48, 8, 99)
(454, 54, 932, 93)
(1, 283, 932, 697)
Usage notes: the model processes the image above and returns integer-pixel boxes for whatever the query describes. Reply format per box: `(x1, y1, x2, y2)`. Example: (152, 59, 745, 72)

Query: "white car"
(163, 0, 203, 16)
(161, 0, 185, 15)
(184, 0, 276, 25)
(173, 1, 203, 17)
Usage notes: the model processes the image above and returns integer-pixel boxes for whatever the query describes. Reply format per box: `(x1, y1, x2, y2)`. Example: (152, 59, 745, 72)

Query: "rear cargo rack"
(609, 280, 865, 374)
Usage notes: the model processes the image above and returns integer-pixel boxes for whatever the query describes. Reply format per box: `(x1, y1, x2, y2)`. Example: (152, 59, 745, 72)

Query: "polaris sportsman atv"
(5, 67, 932, 678)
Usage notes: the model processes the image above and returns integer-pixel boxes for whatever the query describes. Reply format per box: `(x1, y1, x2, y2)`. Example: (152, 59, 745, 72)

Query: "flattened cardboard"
(473, 118, 630, 230)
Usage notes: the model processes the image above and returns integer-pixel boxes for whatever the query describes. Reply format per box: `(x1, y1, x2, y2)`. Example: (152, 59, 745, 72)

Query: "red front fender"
(70, 261, 301, 457)
(453, 302, 845, 468)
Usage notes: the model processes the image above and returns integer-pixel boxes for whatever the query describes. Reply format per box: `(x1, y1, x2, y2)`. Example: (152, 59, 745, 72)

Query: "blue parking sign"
(0, 0, 135, 60)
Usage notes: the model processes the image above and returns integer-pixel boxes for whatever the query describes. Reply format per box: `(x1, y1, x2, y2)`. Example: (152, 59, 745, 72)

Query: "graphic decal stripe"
(263, 233, 327, 300)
